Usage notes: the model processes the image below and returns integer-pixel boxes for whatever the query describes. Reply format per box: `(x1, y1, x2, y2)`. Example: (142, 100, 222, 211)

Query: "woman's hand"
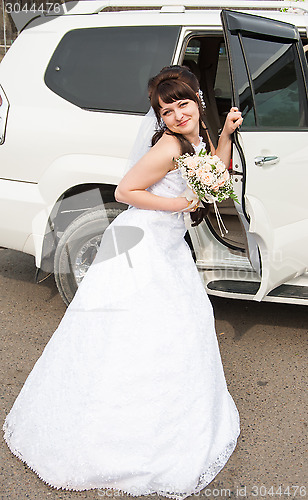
(215, 107, 243, 168)
(174, 197, 208, 227)
(173, 197, 200, 213)
(222, 107, 243, 136)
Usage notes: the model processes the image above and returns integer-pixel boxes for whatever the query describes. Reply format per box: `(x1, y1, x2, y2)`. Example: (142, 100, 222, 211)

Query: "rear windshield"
(44, 26, 180, 113)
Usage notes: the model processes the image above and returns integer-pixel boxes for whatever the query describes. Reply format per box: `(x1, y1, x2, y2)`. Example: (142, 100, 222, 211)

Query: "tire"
(54, 203, 125, 305)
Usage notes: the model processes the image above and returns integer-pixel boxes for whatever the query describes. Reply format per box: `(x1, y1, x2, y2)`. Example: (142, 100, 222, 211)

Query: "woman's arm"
(115, 134, 190, 212)
(215, 107, 243, 167)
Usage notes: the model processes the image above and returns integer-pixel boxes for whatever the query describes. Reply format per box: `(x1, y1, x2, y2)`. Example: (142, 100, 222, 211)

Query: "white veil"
(123, 107, 159, 175)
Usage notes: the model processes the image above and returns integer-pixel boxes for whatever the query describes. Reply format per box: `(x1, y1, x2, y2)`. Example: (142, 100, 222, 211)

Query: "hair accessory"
(198, 89, 206, 110)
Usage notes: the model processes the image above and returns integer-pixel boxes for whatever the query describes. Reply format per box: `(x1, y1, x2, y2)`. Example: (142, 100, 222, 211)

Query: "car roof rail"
(59, 0, 308, 16)
(13, 0, 308, 30)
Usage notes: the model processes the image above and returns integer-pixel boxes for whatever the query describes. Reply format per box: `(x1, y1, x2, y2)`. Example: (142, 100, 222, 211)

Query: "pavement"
(0, 248, 307, 500)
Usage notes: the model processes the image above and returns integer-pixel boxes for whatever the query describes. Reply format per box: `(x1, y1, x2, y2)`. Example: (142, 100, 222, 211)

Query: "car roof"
(19, 0, 308, 34)
(54, 0, 308, 17)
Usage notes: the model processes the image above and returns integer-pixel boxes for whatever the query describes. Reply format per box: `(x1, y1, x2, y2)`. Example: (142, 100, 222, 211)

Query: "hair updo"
(148, 65, 208, 155)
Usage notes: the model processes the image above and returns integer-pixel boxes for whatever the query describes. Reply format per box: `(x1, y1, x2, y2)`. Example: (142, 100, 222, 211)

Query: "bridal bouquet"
(175, 149, 238, 204)
(175, 149, 238, 235)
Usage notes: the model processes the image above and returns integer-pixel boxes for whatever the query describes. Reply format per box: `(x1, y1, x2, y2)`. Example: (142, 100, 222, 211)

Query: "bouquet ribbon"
(203, 196, 228, 237)
(171, 187, 200, 229)
(171, 187, 228, 236)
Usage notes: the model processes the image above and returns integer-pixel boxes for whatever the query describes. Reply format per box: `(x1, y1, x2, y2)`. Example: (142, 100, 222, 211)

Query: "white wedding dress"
(3, 141, 240, 499)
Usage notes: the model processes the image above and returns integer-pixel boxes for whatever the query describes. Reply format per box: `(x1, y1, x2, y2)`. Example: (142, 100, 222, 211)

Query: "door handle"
(254, 155, 280, 166)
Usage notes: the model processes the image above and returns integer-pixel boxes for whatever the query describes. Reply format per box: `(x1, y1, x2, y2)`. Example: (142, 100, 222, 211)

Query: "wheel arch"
(30, 153, 126, 268)
(39, 182, 126, 274)
(53, 202, 126, 305)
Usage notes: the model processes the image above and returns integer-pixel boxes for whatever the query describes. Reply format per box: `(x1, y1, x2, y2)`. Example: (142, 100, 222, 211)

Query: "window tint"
(45, 26, 180, 113)
(183, 38, 201, 64)
(241, 37, 304, 128)
(182, 38, 201, 82)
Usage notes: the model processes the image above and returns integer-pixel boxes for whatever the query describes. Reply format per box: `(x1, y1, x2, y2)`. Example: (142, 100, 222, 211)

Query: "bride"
(3, 65, 243, 499)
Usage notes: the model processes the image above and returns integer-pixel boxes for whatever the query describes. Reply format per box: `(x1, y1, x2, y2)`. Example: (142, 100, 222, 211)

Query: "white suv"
(0, 0, 307, 305)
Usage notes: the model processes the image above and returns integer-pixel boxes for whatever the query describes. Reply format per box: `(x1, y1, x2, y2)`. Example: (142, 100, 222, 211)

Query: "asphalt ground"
(0, 248, 307, 500)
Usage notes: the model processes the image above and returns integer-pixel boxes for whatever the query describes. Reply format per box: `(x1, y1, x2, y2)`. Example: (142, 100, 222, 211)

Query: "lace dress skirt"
(3, 168, 240, 499)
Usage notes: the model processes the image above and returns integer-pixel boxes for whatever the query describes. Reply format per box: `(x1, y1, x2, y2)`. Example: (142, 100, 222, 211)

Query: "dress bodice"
(127, 137, 206, 209)
(147, 168, 187, 198)
(146, 137, 206, 199)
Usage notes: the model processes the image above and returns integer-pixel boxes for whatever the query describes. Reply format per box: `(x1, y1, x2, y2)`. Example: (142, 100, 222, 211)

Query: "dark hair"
(148, 65, 210, 225)
(148, 65, 208, 155)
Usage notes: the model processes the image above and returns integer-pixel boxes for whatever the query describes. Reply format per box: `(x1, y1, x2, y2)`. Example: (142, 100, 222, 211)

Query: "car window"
(237, 36, 308, 129)
(214, 44, 232, 101)
(182, 38, 201, 74)
(45, 26, 180, 113)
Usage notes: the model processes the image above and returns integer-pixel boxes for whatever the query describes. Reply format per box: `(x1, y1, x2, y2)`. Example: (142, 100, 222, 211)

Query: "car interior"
(182, 32, 308, 259)
(182, 35, 247, 255)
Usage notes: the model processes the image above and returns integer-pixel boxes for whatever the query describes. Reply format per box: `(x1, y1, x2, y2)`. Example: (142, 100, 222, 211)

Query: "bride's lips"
(178, 119, 189, 127)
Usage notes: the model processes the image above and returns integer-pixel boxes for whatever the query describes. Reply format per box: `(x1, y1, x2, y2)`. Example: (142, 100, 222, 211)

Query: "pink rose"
(196, 166, 204, 176)
(203, 162, 212, 172)
(200, 172, 214, 185)
(216, 170, 230, 187)
(222, 169, 229, 181)
(217, 178, 226, 187)
(216, 162, 226, 174)
(185, 156, 200, 169)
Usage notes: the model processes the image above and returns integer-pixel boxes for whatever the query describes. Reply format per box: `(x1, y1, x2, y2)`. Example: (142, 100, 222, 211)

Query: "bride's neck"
(191, 137, 201, 147)
(188, 135, 201, 148)
(183, 131, 200, 147)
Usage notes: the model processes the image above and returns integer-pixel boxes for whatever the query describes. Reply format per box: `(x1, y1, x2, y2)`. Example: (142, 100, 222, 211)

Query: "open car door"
(221, 10, 308, 301)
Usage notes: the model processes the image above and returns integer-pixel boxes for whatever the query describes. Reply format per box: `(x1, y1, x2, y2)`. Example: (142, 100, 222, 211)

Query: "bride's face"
(159, 97, 200, 139)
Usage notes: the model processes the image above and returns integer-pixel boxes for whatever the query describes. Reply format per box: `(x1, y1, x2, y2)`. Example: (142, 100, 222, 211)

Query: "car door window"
(221, 10, 308, 131)
(227, 35, 308, 130)
(241, 37, 305, 128)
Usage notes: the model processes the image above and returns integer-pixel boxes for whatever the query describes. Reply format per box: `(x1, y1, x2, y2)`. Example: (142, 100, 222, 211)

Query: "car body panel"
(0, 1, 307, 304)
(221, 9, 308, 300)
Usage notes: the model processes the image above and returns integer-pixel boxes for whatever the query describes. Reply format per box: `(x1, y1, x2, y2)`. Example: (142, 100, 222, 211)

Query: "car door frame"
(221, 9, 308, 301)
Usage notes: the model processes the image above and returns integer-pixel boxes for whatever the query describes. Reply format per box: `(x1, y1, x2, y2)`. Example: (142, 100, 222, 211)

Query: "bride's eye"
(180, 101, 189, 107)
(162, 110, 171, 116)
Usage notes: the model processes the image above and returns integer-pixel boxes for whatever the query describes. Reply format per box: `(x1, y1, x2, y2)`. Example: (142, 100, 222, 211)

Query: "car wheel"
(54, 203, 125, 305)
